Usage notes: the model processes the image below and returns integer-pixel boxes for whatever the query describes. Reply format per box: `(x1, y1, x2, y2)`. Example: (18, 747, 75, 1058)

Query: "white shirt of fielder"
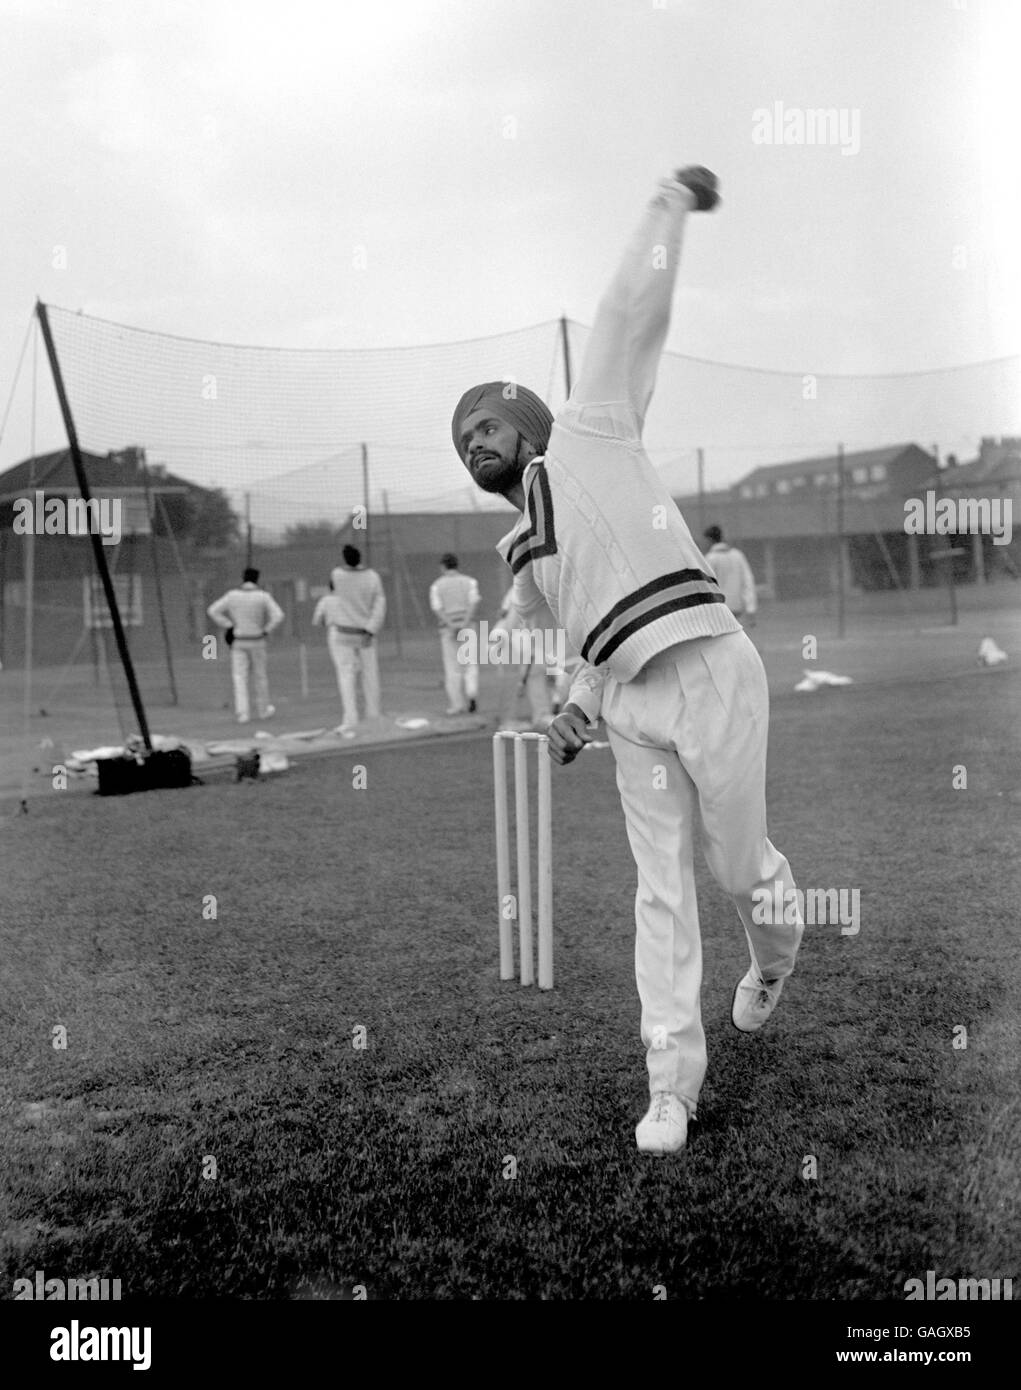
(312, 565, 386, 729)
(206, 580, 284, 722)
(207, 581, 285, 639)
(429, 568, 481, 714)
(704, 542, 758, 619)
(429, 570, 480, 629)
(318, 566, 387, 638)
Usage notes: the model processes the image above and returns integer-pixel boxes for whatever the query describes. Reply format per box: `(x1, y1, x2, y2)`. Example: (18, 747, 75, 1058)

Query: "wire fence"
(37, 305, 1021, 540)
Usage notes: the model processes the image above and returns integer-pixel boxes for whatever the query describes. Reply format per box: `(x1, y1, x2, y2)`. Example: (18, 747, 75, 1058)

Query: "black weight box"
(97, 748, 194, 796)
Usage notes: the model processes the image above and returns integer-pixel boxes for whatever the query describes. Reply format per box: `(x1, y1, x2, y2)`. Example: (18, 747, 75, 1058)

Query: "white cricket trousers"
(327, 630, 381, 726)
(231, 640, 271, 720)
(439, 626, 479, 711)
(500, 662, 551, 724)
(601, 629, 803, 1115)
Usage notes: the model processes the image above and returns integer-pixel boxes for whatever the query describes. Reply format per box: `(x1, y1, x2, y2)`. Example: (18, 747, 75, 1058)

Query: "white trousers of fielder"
(601, 629, 803, 1116)
(328, 630, 381, 726)
(439, 625, 478, 711)
(230, 641, 270, 721)
(503, 662, 551, 725)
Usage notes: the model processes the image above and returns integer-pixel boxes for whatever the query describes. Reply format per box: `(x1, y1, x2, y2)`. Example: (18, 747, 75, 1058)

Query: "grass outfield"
(1, 664, 1018, 1300)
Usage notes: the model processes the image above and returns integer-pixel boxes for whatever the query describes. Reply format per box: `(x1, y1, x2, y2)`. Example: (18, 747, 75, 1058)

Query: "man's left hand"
(547, 708, 596, 766)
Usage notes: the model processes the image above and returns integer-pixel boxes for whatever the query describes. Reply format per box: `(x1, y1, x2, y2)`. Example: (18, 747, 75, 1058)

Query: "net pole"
(141, 452, 178, 705)
(382, 488, 404, 658)
(155, 494, 189, 579)
(836, 442, 846, 639)
(934, 444, 959, 626)
(90, 612, 101, 684)
(20, 318, 38, 810)
(35, 301, 153, 750)
(866, 495, 910, 614)
(298, 641, 309, 699)
(155, 493, 203, 668)
(0, 304, 35, 667)
(361, 443, 370, 567)
(0, 522, 6, 667)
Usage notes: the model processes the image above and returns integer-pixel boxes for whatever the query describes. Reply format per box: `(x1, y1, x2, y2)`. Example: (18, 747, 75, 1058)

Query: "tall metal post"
(382, 488, 403, 657)
(22, 325, 38, 795)
(361, 442, 370, 566)
(0, 523, 6, 666)
(836, 442, 846, 639)
(933, 444, 958, 626)
(35, 301, 152, 749)
(141, 451, 178, 704)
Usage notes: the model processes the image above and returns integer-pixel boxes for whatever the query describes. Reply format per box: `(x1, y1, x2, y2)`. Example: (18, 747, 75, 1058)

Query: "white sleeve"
(367, 574, 387, 633)
(740, 553, 758, 614)
(509, 566, 548, 623)
(206, 593, 231, 627)
(565, 661, 606, 724)
(569, 178, 693, 434)
(264, 595, 286, 632)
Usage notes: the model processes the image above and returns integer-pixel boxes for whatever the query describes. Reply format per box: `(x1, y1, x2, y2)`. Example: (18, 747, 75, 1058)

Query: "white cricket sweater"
(705, 542, 758, 616)
(429, 571, 480, 625)
(499, 177, 740, 684)
(207, 582, 284, 640)
(320, 567, 387, 635)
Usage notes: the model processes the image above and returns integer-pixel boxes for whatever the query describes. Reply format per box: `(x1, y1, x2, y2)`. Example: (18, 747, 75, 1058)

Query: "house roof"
(948, 451, 1021, 487)
(671, 488, 733, 507)
(0, 448, 201, 502)
(737, 444, 931, 488)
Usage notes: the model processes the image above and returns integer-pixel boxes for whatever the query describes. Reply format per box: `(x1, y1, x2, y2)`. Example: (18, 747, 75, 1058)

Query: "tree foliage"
(155, 487, 241, 550)
(282, 521, 349, 546)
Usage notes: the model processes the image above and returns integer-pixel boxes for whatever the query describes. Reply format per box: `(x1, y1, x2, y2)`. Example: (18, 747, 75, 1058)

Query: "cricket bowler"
(451, 167, 804, 1155)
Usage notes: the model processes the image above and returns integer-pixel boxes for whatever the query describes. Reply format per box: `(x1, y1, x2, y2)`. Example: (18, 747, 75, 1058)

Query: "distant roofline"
(737, 443, 929, 485)
(0, 484, 189, 504)
(0, 446, 210, 498)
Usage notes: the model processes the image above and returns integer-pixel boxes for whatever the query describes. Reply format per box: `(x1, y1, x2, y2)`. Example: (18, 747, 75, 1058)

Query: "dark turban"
(451, 382, 554, 461)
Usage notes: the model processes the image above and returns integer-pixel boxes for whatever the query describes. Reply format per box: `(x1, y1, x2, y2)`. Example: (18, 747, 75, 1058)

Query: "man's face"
(457, 410, 531, 495)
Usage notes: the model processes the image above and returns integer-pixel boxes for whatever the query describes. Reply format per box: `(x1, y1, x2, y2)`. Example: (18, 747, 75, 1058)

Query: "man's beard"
(470, 452, 524, 496)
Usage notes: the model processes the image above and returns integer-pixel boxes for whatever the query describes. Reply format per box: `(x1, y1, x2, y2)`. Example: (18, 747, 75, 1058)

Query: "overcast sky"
(2, 0, 1019, 521)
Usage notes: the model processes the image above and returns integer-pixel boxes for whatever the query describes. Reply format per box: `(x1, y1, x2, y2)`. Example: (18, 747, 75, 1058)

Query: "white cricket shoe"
(635, 1093, 689, 1155)
(731, 969, 786, 1032)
